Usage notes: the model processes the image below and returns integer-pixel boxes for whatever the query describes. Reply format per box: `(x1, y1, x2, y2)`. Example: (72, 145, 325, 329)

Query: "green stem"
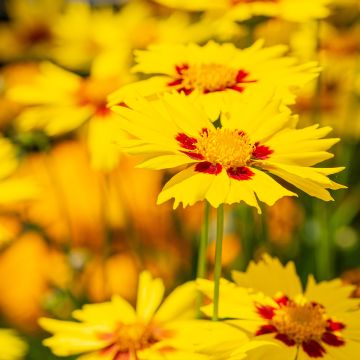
(197, 202, 210, 279)
(212, 204, 224, 321)
(195, 202, 210, 317)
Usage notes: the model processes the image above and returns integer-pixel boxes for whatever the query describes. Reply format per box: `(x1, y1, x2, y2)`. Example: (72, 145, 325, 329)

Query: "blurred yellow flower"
(110, 40, 319, 120)
(153, 0, 332, 22)
(0, 232, 69, 332)
(267, 197, 304, 248)
(199, 255, 360, 359)
(51, 1, 212, 73)
(16, 141, 124, 249)
(8, 61, 131, 171)
(84, 252, 139, 303)
(40, 271, 249, 359)
(0, 136, 38, 205)
(112, 91, 344, 210)
(0, 0, 62, 61)
(0, 329, 27, 360)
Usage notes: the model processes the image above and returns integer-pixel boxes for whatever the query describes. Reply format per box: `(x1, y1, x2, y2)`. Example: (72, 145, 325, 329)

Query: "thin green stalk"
(197, 202, 210, 279)
(195, 201, 210, 317)
(212, 204, 224, 321)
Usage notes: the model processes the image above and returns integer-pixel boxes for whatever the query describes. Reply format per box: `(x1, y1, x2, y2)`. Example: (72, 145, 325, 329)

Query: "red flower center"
(98, 322, 165, 359)
(168, 63, 256, 95)
(256, 295, 346, 358)
(176, 128, 272, 180)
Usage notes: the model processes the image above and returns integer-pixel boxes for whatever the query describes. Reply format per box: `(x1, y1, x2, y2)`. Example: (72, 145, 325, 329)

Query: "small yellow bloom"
(112, 91, 344, 211)
(110, 40, 319, 120)
(51, 1, 212, 72)
(0, 329, 27, 360)
(8, 61, 132, 171)
(153, 0, 332, 23)
(199, 255, 360, 359)
(0, 232, 70, 332)
(0, 0, 61, 61)
(0, 136, 38, 205)
(40, 271, 249, 359)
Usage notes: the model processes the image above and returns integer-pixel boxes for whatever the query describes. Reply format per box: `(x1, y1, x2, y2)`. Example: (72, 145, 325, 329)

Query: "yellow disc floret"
(271, 301, 327, 344)
(114, 323, 157, 352)
(196, 128, 255, 168)
(181, 63, 238, 92)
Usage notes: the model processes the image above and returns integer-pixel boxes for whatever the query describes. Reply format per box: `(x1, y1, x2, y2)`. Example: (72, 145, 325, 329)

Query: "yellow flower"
(51, 2, 129, 72)
(40, 271, 249, 359)
(8, 61, 132, 171)
(110, 40, 319, 120)
(199, 255, 360, 360)
(0, 232, 70, 332)
(0, 136, 38, 204)
(0, 329, 27, 360)
(152, 0, 332, 22)
(0, 0, 62, 62)
(111, 91, 344, 211)
(51, 1, 212, 73)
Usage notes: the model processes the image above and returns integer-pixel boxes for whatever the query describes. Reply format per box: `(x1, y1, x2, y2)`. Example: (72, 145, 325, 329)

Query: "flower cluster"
(0, 0, 359, 359)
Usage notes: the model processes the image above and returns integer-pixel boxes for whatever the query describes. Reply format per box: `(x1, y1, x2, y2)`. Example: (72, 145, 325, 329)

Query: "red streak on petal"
(230, 85, 245, 92)
(175, 64, 189, 74)
(176, 133, 197, 150)
(275, 295, 289, 306)
(326, 319, 346, 331)
(252, 143, 273, 160)
(322, 332, 345, 347)
(96, 104, 112, 117)
(195, 161, 222, 175)
(113, 351, 130, 360)
(302, 340, 326, 358)
(275, 333, 296, 347)
(100, 344, 117, 355)
(227, 166, 254, 181)
(256, 324, 277, 335)
(178, 87, 193, 95)
(236, 70, 250, 83)
(168, 78, 183, 87)
(181, 151, 205, 160)
(255, 304, 275, 320)
(235, 69, 257, 84)
(118, 101, 129, 108)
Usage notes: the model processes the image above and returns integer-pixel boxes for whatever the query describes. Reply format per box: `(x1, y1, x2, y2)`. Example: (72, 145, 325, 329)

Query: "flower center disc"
(115, 323, 157, 352)
(181, 63, 238, 92)
(272, 302, 327, 344)
(197, 128, 254, 168)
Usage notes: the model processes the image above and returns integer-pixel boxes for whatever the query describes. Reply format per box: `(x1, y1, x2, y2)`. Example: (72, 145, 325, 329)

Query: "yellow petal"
(136, 271, 165, 322)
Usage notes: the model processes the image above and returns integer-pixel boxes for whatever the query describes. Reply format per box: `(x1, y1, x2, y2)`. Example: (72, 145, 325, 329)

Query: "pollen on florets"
(196, 128, 254, 169)
(169, 63, 255, 94)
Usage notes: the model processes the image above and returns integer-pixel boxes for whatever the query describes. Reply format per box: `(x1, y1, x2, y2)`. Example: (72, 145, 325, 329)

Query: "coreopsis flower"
(51, 1, 213, 72)
(8, 60, 132, 171)
(111, 91, 344, 211)
(0, 232, 69, 332)
(0, 136, 38, 204)
(0, 329, 27, 359)
(110, 40, 319, 120)
(0, 0, 61, 61)
(198, 255, 360, 360)
(152, 0, 332, 22)
(40, 271, 250, 360)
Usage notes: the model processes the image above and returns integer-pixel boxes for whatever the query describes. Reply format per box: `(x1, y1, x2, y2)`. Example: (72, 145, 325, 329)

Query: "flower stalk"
(212, 204, 224, 321)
